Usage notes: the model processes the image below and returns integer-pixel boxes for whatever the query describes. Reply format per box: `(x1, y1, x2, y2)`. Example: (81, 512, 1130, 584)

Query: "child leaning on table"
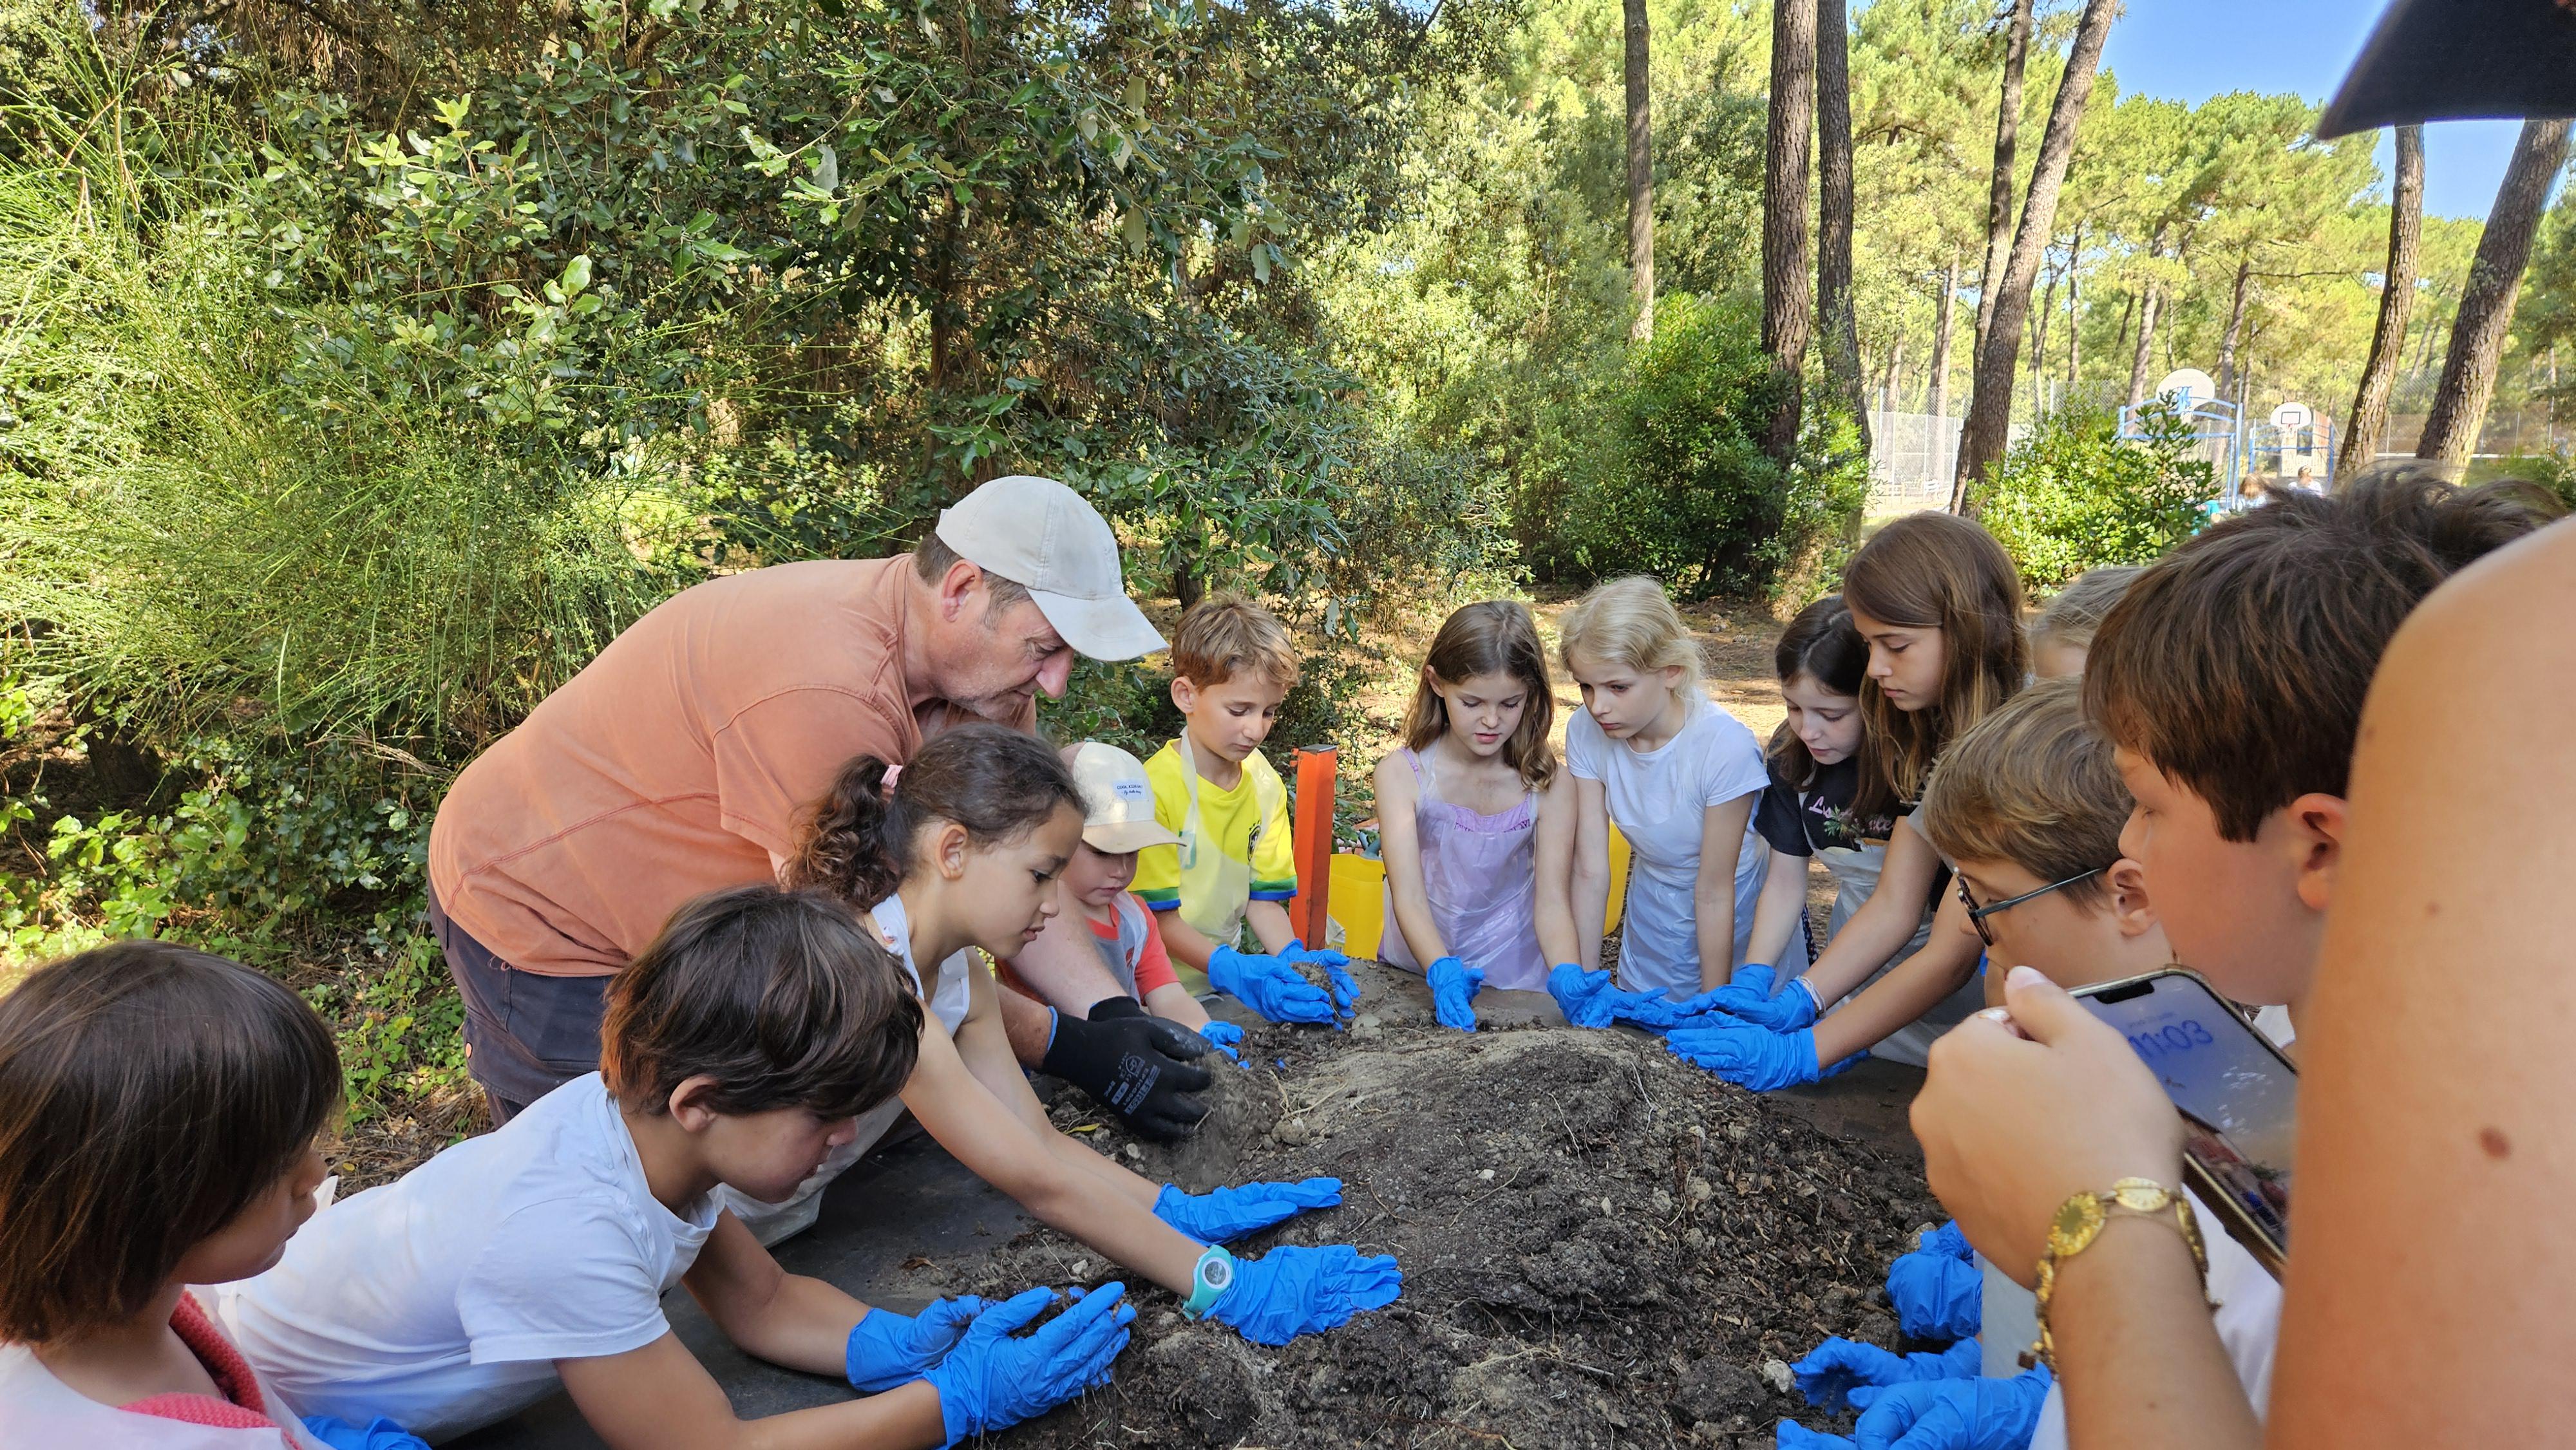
(225, 885, 1130, 1450)
(1000, 742, 1212, 1033)
(0, 941, 421, 1450)
(1778, 677, 2265, 1450)
(1133, 594, 1356, 1021)
(1903, 474, 2559, 1450)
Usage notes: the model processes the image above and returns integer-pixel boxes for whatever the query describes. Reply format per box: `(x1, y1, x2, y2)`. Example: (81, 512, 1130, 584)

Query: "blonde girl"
(1537, 577, 1773, 998)
(1374, 603, 1573, 1020)
(1667, 514, 2026, 1089)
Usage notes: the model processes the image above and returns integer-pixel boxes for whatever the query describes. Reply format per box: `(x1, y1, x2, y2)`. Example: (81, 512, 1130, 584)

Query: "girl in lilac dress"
(1374, 602, 1571, 1013)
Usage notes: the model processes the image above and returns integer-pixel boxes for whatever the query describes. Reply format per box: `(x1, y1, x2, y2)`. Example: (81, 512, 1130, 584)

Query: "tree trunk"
(1974, 0, 2036, 354)
(1762, 0, 1818, 466)
(2418, 117, 2574, 469)
(1929, 252, 1959, 422)
(2065, 226, 2082, 388)
(1952, 0, 2117, 508)
(1881, 329, 1908, 411)
(2215, 258, 2253, 400)
(2126, 283, 2161, 407)
(2114, 288, 2134, 364)
(2340, 124, 2423, 478)
(1816, 0, 1868, 453)
(2031, 263, 2056, 421)
(1625, 0, 1654, 342)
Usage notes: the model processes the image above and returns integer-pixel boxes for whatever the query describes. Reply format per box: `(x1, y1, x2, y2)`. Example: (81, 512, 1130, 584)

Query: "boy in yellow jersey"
(1135, 596, 1354, 1022)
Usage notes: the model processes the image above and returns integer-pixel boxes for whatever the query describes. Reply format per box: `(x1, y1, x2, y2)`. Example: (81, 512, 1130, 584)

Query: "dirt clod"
(935, 999, 1938, 1448)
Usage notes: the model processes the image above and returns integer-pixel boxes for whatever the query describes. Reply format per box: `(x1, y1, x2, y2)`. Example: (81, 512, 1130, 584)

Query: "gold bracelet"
(2030, 1178, 2210, 1371)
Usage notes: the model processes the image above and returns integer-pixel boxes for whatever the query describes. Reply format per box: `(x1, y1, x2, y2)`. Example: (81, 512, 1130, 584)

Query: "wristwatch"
(1180, 1246, 1237, 1319)
(2031, 1178, 2209, 1370)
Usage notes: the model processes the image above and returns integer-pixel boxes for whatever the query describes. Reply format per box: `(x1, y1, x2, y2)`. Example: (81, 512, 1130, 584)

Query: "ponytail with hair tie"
(785, 724, 1088, 912)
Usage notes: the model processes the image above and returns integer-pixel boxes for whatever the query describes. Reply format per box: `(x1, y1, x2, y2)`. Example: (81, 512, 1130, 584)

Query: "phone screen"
(2076, 972, 2295, 1259)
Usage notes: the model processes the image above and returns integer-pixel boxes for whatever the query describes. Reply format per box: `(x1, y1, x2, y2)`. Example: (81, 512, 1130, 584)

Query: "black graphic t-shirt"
(1754, 754, 1947, 910)
(1754, 755, 1899, 857)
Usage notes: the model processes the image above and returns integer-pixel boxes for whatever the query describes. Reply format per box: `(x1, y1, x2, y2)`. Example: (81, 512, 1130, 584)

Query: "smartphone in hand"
(2071, 968, 2294, 1279)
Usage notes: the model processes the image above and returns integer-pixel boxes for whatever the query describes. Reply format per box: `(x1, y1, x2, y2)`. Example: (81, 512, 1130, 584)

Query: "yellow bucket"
(1326, 826, 1632, 961)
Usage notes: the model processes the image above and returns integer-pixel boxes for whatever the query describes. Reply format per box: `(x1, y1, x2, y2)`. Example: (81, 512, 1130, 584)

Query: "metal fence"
(1866, 410, 1961, 514)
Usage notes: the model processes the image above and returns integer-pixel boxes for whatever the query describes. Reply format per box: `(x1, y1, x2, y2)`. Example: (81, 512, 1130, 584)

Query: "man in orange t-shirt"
(426, 476, 1209, 1131)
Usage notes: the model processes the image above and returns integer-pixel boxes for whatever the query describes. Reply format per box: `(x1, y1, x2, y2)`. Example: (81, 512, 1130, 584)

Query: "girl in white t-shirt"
(0, 941, 368, 1450)
(786, 725, 1401, 1350)
(1539, 576, 1775, 1000)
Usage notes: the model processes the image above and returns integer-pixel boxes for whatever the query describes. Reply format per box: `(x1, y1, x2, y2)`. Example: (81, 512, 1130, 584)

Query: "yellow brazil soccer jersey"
(1134, 739, 1298, 975)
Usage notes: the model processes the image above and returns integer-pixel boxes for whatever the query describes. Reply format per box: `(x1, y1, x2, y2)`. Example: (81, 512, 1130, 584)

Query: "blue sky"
(2096, 0, 2531, 219)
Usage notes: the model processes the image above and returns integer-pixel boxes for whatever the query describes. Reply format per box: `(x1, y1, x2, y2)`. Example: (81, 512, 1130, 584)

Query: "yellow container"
(1326, 826, 1631, 961)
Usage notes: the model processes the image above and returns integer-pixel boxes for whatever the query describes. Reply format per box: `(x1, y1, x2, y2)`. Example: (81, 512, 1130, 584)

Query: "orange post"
(1286, 746, 1338, 946)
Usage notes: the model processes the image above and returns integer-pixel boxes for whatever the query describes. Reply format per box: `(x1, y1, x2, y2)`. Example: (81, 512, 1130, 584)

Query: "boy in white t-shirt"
(1775, 679, 2281, 1447)
(226, 885, 1133, 1450)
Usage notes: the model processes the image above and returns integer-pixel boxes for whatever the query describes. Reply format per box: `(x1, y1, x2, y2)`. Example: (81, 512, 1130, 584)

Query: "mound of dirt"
(947, 1003, 1942, 1449)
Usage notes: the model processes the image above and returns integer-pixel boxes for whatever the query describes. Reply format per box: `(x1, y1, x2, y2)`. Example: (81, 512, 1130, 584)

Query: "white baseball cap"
(1065, 741, 1181, 854)
(933, 476, 1168, 661)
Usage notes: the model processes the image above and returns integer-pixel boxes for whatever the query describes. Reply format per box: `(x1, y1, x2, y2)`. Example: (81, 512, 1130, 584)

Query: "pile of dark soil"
(949, 1011, 1942, 1449)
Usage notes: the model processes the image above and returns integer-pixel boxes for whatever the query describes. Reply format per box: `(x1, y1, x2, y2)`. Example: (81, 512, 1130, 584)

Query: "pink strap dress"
(1377, 748, 1550, 991)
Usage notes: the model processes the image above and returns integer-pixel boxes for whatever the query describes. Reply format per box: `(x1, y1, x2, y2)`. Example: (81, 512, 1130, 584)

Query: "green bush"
(1520, 295, 1862, 598)
(1973, 404, 2215, 588)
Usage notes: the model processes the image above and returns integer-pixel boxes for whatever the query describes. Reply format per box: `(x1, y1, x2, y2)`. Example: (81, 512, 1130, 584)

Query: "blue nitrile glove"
(1207, 945, 1338, 1025)
(1546, 963, 1705, 1029)
(1774, 1423, 1857, 1450)
(1153, 1178, 1343, 1243)
(1207, 1243, 1403, 1346)
(844, 1295, 989, 1392)
(1920, 1219, 1973, 1261)
(1283, 940, 1361, 1017)
(1200, 1019, 1247, 1067)
(1794, 1335, 1982, 1411)
(1886, 1238, 1984, 1342)
(1665, 1018, 1824, 1091)
(1427, 956, 1485, 1031)
(923, 1285, 1133, 1446)
(1694, 963, 1822, 1031)
(1547, 963, 1611, 1024)
(301, 1418, 431, 1450)
(1846, 1366, 2053, 1450)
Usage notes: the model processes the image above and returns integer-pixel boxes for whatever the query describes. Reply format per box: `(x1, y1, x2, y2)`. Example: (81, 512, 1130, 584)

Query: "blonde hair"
(1558, 576, 1701, 702)
(2032, 566, 2143, 652)
(1400, 601, 1558, 790)
(1917, 678, 2123, 911)
(1170, 594, 1300, 691)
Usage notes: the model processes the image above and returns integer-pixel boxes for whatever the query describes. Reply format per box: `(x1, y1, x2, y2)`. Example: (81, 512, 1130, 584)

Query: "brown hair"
(2086, 473, 2559, 841)
(1842, 512, 2028, 820)
(1918, 677, 2125, 911)
(2032, 565, 2144, 652)
(1557, 576, 1703, 699)
(1399, 600, 1558, 790)
(1170, 593, 1300, 691)
(913, 530, 1034, 618)
(1766, 593, 1870, 789)
(603, 885, 923, 1120)
(786, 722, 1088, 910)
(0, 941, 340, 1344)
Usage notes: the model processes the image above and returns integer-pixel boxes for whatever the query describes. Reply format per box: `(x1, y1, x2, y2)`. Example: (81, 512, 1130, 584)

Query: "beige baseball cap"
(933, 476, 1168, 661)
(1065, 741, 1180, 854)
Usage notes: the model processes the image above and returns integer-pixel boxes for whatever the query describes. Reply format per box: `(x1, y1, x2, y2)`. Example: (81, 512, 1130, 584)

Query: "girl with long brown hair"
(1373, 601, 1572, 1017)
(1665, 514, 2022, 1090)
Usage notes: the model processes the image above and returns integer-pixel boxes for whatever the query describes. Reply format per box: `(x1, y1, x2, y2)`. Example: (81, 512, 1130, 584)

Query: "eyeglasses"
(1955, 868, 2107, 948)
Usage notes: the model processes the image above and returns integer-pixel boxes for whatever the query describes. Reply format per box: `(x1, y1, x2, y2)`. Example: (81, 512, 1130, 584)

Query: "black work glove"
(1039, 996, 1215, 1142)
